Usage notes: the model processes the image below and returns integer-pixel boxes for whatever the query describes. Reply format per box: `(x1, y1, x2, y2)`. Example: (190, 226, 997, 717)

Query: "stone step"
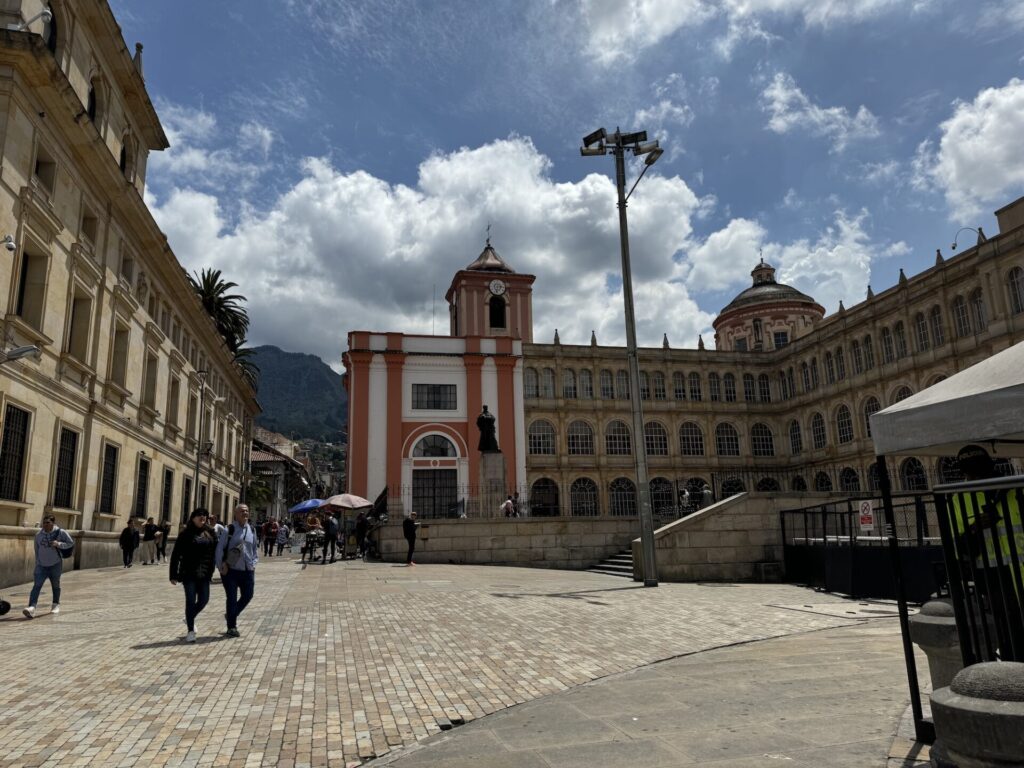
(588, 566, 634, 578)
(588, 549, 634, 578)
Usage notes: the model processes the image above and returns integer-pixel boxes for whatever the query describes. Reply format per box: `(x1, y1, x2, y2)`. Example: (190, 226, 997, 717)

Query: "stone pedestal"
(479, 452, 507, 519)
(910, 599, 963, 690)
(931, 662, 1024, 767)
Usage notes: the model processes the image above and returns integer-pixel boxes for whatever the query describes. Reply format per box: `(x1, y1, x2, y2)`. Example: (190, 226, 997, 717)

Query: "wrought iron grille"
(52, 427, 79, 509)
(0, 404, 30, 501)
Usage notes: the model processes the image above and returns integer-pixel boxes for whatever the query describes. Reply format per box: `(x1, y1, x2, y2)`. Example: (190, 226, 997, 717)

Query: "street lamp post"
(0, 345, 41, 365)
(581, 128, 664, 587)
(191, 370, 209, 512)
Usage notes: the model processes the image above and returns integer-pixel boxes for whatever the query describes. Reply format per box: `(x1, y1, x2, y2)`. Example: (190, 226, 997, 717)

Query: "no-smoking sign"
(859, 500, 874, 531)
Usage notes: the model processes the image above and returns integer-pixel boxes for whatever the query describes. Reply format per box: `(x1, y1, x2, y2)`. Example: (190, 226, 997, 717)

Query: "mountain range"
(249, 345, 347, 441)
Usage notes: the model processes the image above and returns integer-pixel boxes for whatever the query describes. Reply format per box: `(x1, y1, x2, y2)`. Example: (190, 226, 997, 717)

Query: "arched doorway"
(530, 478, 560, 517)
(409, 434, 461, 518)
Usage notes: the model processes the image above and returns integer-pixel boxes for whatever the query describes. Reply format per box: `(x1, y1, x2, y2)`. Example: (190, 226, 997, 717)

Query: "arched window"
(938, 456, 964, 484)
(758, 374, 772, 402)
(605, 420, 632, 455)
(413, 435, 456, 457)
(644, 421, 669, 456)
(673, 371, 686, 400)
(1009, 266, 1024, 315)
(615, 370, 630, 400)
(649, 477, 674, 514)
(811, 413, 827, 449)
(930, 306, 945, 347)
(792, 476, 807, 492)
(787, 367, 796, 396)
(839, 467, 860, 493)
(825, 352, 836, 384)
(851, 340, 863, 374)
(814, 472, 833, 492)
(609, 478, 637, 516)
(562, 369, 577, 399)
(756, 477, 781, 492)
(750, 423, 775, 457)
(952, 296, 970, 337)
(721, 477, 746, 495)
(579, 369, 594, 399)
(540, 368, 555, 398)
(914, 312, 930, 352)
(708, 372, 721, 401)
(743, 373, 755, 402)
(489, 296, 506, 329)
(652, 372, 666, 400)
(881, 327, 895, 363)
(801, 362, 811, 393)
(567, 421, 595, 455)
(893, 386, 913, 404)
(600, 369, 614, 399)
(868, 464, 880, 491)
(835, 405, 854, 444)
(723, 373, 737, 402)
(863, 396, 881, 438)
(835, 348, 846, 380)
(863, 335, 875, 369)
(970, 288, 988, 331)
(524, 368, 538, 399)
(789, 420, 803, 455)
(688, 372, 702, 401)
(530, 479, 560, 517)
(570, 478, 599, 516)
(894, 322, 908, 358)
(900, 457, 928, 491)
(639, 371, 650, 400)
(779, 372, 789, 400)
(715, 423, 740, 456)
(679, 423, 705, 456)
(527, 420, 556, 455)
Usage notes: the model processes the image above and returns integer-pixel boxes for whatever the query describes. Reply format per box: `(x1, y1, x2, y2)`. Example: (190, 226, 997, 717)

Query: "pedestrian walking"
(276, 521, 290, 556)
(156, 519, 171, 563)
(169, 508, 218, 643)
(403, 511, 419, 566)
(119, 521, 140, 568)
(262, 518, 278, 557)
(355, 511, 368, 557)
(323, 511, 340, 563)
(500, 495, 516, 518)
(141, 517, 159, 564)
(215, 504, 258, 638)
(23, 515, 74, 619)
(301, 516, 323, 564)
(702, 484, 713, 509)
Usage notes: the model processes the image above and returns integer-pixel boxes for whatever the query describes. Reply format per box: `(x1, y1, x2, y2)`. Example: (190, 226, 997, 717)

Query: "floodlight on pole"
(579, 127, 662, 587)
(951, 226, 987, 251)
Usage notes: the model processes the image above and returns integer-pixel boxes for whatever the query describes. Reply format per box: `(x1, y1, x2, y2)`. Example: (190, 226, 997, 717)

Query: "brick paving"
(2, 557, 876, 767)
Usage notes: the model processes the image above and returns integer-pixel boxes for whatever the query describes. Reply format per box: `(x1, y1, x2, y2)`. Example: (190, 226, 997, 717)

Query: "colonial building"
(347, 196, 1024, 519)
(0, 1, 259, 534)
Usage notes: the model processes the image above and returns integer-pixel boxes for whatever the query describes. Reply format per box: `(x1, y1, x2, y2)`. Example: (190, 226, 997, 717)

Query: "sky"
(109, 0, 1024, 368)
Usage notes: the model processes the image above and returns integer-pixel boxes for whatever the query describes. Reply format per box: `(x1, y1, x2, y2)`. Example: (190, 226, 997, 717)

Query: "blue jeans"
(222, 569, 254, 629)
(183, 580, 211, 631)
(29, 562, 63, 607)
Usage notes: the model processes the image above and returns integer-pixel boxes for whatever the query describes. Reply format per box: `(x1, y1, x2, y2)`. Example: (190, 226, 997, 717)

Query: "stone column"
(909, 599, 963, 690)
(479, 453, 506, 520)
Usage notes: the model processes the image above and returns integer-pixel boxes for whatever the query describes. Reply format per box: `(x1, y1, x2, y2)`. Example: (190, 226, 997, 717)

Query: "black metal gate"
(411, 469, 458, 518)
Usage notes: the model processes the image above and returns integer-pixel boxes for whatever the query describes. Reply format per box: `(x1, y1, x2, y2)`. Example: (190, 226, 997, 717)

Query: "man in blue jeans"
(24, 515, 74, 619)
(215, 504, 258, 638)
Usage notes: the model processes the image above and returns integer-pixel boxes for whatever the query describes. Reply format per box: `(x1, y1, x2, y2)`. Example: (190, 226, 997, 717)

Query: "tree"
(188, 268, 260, 390)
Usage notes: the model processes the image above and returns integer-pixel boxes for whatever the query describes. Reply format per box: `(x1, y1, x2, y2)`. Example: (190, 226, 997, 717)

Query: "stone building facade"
(0, 1, 258, 533)
(522, 197, 1024, 517)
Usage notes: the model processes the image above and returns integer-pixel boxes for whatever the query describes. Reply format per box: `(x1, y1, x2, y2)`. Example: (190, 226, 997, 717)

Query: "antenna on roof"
(486, 222, 492, 246)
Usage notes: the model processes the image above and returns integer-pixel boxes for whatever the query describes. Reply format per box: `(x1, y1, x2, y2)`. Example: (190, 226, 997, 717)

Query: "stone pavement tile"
(535, 737, 695, 767)
(491, 716, 624, 750)
(658, 725, 814, 762)
(790, 737, 893, 767)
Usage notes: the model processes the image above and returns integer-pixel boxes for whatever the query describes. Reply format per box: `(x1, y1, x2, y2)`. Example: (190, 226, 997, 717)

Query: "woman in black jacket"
(169, 508, 217, 643)
(118, 522, 139, 568)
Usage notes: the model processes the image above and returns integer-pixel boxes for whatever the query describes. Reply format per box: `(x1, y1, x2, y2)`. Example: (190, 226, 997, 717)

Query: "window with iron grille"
(881, 328, 895, 363)
(930, 306, 945, 347)
(540, 368, 556, 398)
(161, 468, 174, 521)
(758, 374, 771, 403)
(743, 374, 755, 402)
(801, 363, 811, 392)
(1009, 267, 1024, 315)
(863, 396, 881, 437)
(779, 372, 788, 400)
(789, 420, 803, 455)
(852, 341, 863, 373)
(825, 352, 835, 384)
(413, 435, 457, 457)
(811, 413, 827, 449)
(750, 423, 774, 457)
(182, 476, 193, 521)
(688, 372, 702, 401)
(952, 296, 971, 337)
(98, 444, 118, 515)
(672, 372, 686, 400)
(894, 322, 908, 358)
(600, 370, 614, 399)
(970, 289, 987, 331)
(639, 371, 650, 400)
(715, 423, 740, 456)
(810, 358, 820, 388)
(644, 422, 669, 456)
(815, 472, 833, 492)
(524, 368, 538, 398)
(567, 421, 595, 455)
(0, 405, 31, 501)
(835, 348, 846, 380)
(708, 373, 721, 401)
(412, 384, 457, 410)
(52, 427, 79, 509)
(773, 331, 789, 348)
(900, 457, 928, 491)
(836, 405, 854, 444)
(894, 386, 913, 403)
(839, 467, 861, 493)
(723, 373, 736, 402)
(609, 477, 637, 516)
(615, 370, 630, 400)
(787, 368, 796, 397)
(562, 369, 577, 399)
(579, 369, 594, 399)
(528, 420, 556, 455)
(652, 372, 666, 400)
(914, 312, 930, 352)
(133, 456, 151, 518)
(650, 478, 674, 514)
(570, 477, 599, 516)
(679, 423, 704, 456)
(605, 420, 632, 455)
(412, 469, 458, 518)
(864, 335, 875, 369)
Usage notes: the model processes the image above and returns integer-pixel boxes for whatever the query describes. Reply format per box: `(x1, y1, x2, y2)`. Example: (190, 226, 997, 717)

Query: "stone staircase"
(587, 549, 635, 578)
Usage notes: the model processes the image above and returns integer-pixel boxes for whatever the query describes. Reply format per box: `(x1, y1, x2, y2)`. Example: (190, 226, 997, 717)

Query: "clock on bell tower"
(445, 238, 535, 341)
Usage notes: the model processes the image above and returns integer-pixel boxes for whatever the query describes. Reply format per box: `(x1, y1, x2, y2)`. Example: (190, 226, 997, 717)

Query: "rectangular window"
(600, 371, 615, 399)
(167, 376, 180, 427)
(133, 456, 150, 518)
(33, 144, 57, 197)
(80, 208, 98, 248)
(110, 323, 130, 388)
(142, 351, 158, 409)
(52, 427, 79, 509)
(15, 250, 48, 330)
(182, 476, 193, 521)
(734, 337, 748, 352)
(119, 251, 134, 284)
(199, 482, 207, 508)
(98, 444, 118, 515)
(161, 468, 173, 522)
(187, 393, 198, 438)
(773, 331, 789, 349)
(0, 405, 31, 501)
(412, 469, 458, 518)
(66, 289, 92, 362)
(412, 384, 457, 410)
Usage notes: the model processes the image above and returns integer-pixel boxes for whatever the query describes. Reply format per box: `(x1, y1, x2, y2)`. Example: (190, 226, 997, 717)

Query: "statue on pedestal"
(477, 405, 500, 453)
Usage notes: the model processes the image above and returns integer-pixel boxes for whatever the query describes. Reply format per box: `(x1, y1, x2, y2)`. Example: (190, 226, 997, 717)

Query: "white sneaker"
(50, 605, 60, 616)
(185, 631, 196, 643)
(22, 606, 35, 619)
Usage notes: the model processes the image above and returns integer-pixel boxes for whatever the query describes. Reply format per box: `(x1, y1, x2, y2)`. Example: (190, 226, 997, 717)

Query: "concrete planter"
(910, 599, 963, 690)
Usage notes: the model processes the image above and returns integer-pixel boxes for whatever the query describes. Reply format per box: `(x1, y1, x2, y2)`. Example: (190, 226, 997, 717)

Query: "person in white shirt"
(215, 505, 258, 638)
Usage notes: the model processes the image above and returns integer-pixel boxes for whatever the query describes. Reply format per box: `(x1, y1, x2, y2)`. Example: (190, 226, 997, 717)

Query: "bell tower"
(445, 238, 535, 341)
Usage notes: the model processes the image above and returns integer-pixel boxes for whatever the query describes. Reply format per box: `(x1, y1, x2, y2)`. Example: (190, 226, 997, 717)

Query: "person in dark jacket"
(355, 512, 369, 557)
(119, 522, 140, 568)
(323, 512, 340, 563)
(156, 519, 172, 563)
(403, 512, 419, 566)
(169, 508, 218, 643)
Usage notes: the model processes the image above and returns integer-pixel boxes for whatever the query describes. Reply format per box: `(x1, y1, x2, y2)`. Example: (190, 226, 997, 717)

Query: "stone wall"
(632, 492, 823, 582)
(377, 517, 638, 570)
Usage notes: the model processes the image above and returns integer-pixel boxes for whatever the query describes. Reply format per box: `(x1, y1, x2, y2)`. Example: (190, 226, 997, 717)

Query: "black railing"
(934, 477, 1024, 664)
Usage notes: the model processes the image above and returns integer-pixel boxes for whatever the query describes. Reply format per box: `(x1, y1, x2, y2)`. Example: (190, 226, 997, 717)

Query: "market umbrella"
(288, 498, 324, 513)
(322, 493, 373, 510)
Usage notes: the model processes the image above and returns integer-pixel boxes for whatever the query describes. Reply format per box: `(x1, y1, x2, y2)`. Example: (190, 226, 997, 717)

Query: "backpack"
(223, 524, 246, 568)
(53, 530, 74, 559)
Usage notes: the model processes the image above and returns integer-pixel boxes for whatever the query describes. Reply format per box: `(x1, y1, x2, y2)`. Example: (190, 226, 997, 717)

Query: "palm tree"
(188, 268, 250, 353)
(233, 346, 260, 390)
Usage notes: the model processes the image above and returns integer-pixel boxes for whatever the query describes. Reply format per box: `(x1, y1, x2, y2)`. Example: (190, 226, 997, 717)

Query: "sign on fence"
(859, 500, 875, 531)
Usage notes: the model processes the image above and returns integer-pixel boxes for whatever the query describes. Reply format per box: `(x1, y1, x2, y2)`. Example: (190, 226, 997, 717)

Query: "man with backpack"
(323, 511, 340, 563)
(215, 504, 258, 638)
(23, 514, 74, 618)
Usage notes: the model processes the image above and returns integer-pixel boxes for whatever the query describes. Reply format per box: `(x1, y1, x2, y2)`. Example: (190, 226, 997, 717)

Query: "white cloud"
(760, 72, 881, 152)
(687, 218, 766, 291)
(912, 78, 1024, 219)
(859, 160, 902, 185)
(239, 122, 274, 159)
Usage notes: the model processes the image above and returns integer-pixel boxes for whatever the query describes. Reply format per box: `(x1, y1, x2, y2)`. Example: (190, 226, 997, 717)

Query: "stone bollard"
(909, 599, 963, 690)
(931, 661, 1024, 767)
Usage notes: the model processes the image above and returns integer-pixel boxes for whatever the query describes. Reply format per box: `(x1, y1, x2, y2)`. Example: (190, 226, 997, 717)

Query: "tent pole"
(876, 454, 933, 743)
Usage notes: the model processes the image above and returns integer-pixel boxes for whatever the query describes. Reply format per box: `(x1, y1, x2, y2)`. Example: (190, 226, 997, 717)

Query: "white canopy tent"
(871, 340, 1024, 459)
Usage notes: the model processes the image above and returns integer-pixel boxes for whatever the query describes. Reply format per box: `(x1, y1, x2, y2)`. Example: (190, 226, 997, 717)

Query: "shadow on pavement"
(490, 585, 645, 605)
(131, 635, 231, 649)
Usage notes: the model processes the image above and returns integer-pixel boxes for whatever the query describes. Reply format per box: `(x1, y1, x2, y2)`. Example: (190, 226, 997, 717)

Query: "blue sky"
(110, 0, 1024, 366)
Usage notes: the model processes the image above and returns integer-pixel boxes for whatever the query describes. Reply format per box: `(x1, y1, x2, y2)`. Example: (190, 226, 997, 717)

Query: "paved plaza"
(2, 557, 915, 767)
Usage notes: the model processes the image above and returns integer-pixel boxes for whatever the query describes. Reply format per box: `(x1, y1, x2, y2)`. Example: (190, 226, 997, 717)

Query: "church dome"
(716, 260, 820, 318)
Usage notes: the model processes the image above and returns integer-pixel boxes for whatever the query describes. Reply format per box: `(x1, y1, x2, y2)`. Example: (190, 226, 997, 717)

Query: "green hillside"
(250, 345, 347, 440)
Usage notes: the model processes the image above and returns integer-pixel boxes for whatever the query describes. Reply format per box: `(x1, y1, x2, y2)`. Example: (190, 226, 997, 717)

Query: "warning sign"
(859, 500, 874, 531)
